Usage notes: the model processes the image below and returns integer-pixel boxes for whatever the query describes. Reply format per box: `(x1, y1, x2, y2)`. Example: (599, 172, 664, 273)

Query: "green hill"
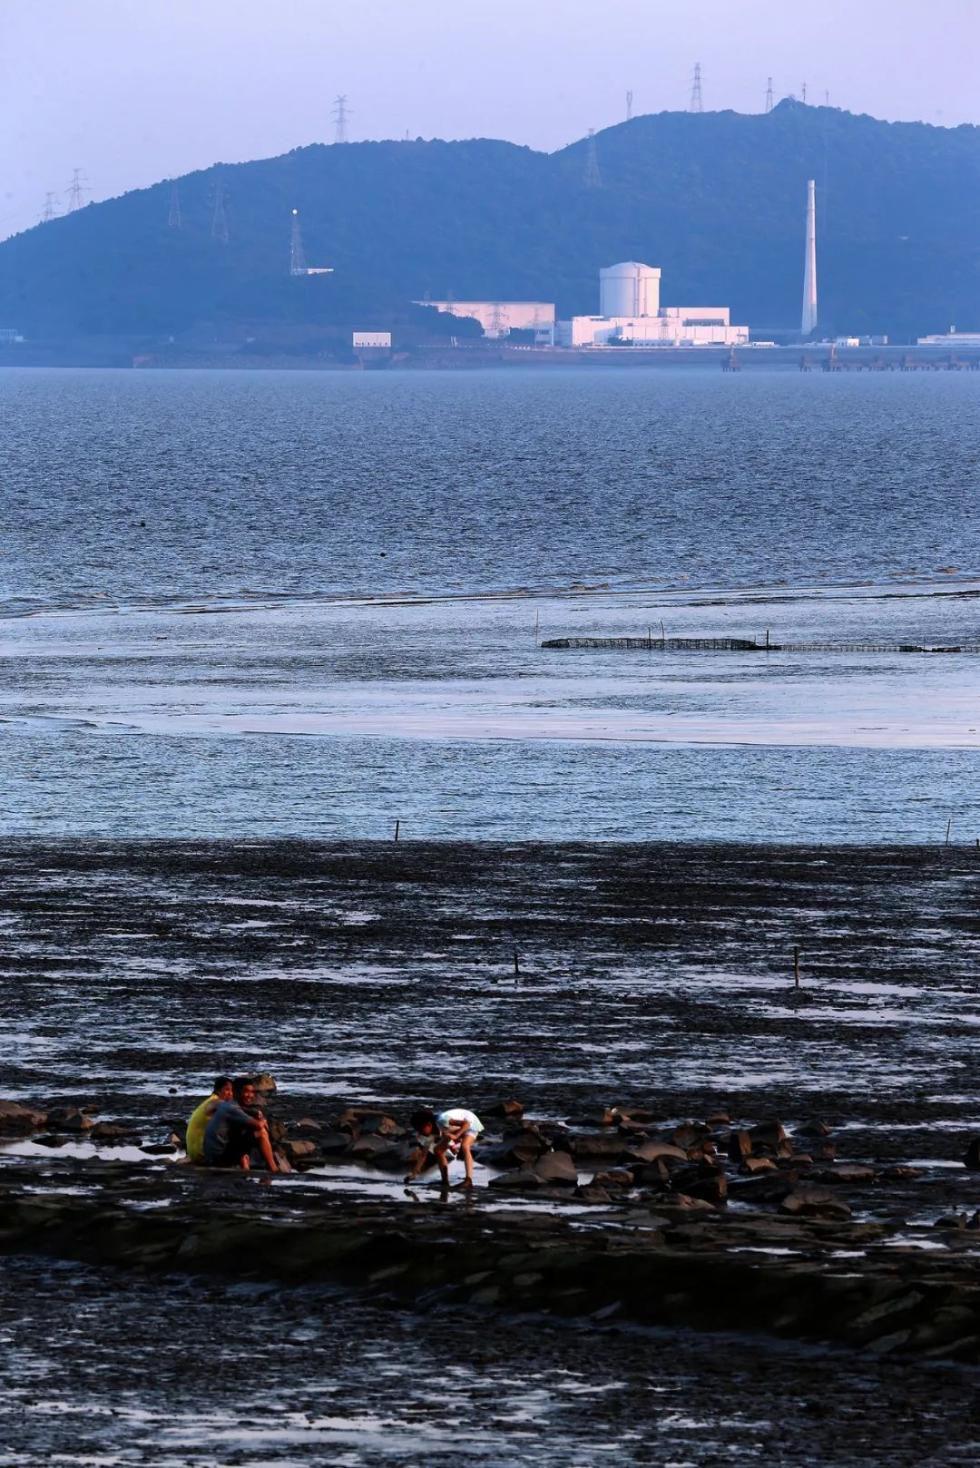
(2, 100, 979, 340)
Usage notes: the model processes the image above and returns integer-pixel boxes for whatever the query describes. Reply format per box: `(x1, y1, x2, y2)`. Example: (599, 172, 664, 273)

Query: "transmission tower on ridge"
(765, 77, 774, 113)
(210, 176, 229, 243)
(689, 63, 703, 112)
(626, 89, 633, 122)
(333, 94, 350, 143)
(583, 128, 602, 188)
(801, 81, 808, 103)
(66, 168, 88, 211)
(41, 191, 59, 223)
(168, 179, 182, 230)
(290, 209, 307, 275)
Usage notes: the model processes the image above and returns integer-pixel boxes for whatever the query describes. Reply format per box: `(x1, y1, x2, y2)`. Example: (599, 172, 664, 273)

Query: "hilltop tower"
(801, 179, 818, 336)
(290, 209, 306, 274)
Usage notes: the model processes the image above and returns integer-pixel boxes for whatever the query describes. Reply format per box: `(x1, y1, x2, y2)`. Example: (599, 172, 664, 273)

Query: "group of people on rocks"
(184, 1076, 485, 1188)
(185, 1076, 280, 1173)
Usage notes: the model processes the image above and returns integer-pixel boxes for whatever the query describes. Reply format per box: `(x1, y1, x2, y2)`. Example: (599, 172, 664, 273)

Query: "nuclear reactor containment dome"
(599, 262, 661, 319)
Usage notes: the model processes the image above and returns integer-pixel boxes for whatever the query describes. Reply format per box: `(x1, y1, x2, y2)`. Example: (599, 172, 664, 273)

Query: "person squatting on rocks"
(404, 1106, 485, 1189)
(200, 1076, 279, 1172)
(184, 1075, 233, 1164)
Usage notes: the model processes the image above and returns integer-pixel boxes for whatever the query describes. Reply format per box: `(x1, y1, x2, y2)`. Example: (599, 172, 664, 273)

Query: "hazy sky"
(2, 0, 977, 239)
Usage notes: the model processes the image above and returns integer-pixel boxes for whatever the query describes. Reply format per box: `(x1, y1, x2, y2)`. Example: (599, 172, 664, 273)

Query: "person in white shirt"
(404, 1106, 485, 1189)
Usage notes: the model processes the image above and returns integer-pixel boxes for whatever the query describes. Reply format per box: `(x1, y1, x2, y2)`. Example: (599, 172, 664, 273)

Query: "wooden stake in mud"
(793, 945, 800, 988)
(394, 819, 400, 842)
(945, 816, 952, 846)
(513, 946, 521, 978)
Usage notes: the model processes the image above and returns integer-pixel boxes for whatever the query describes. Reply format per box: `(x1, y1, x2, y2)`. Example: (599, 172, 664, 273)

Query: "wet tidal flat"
(2, 838, 979, 1465)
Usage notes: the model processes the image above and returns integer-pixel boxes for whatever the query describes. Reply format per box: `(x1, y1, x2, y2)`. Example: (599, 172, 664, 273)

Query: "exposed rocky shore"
(1, 1087, 978, 1363)
(1, 839, 978, 1372)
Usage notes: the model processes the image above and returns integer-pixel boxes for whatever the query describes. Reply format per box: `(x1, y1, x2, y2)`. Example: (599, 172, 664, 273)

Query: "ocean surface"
(3, 365, 979, 842)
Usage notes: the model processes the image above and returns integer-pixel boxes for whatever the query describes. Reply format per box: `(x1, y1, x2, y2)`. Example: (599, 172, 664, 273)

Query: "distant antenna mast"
(168, 179, 182, 230)
(333, 94, 350, 143)
(626, 89, 633, 122)
(66, 168, 88, 211)
(801, 178, 818, 336)
(41, 191, 59, 223)
(689, 63, 703, 112)
(290, 209, 307, 275)
(210, 176, 229, 243)
(765, 77, 774, 113)
(583, 128, 602, 188)
(801, 81, 808, 103)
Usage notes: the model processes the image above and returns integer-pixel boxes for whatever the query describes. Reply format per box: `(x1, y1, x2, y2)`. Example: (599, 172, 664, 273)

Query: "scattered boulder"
(727, 1130, 753, 1162)
(672, 1122, 710, 1150)
(46, 1107, 96, 1133)
(592, 1168, 634, 1189)
(626, 1139, 688, 1166)
(0, 1100, 47, 1134)
(253, 1074, 278, 1094)
(741, 1156, 776, 1175)
(813, 1164, 876, 1185)
(795, 1119, 832, 1138)
(487, 1098, 525, 1121)
(750, 1120, 788, 1150)
(574, 1184, 613, 1204)
(780, 1187, 852, 1221)
(569, 1133, 630, 1161)
(531, 1150, 578, 1187)
(281, 1139, 318, 1163)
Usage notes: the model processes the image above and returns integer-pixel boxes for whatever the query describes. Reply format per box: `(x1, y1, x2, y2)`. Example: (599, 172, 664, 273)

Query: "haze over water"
(4, 366, 979, 842)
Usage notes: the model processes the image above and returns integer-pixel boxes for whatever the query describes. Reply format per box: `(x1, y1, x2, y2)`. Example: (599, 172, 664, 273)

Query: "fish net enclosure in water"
(542, 635, 980, 653)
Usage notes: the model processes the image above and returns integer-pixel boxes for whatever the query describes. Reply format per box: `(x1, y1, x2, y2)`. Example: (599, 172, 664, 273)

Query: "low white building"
(557, 264, 748, 347)
(352, 330, 392, 349)
(415, 300, 556, 340)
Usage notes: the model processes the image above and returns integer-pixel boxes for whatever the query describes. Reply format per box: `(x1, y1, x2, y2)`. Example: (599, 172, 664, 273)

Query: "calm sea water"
(3, 366, 979, 841)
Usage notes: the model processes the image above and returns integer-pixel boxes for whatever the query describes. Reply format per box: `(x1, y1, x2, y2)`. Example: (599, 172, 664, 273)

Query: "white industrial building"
(352, 330, 392, 349)
(416, 299, 556, 340)
(557, 262, 748, 347)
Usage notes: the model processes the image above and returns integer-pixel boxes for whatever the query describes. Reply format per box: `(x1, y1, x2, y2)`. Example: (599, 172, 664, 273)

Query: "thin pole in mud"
(945, 816, 952, 846)
(394, 819, 400, 842)
(793, 945, 800, 988)
(513, 946, 521, 978)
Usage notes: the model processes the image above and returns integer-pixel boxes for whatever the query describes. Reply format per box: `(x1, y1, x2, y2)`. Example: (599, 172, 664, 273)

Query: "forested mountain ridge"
(2, 100, 978, 339)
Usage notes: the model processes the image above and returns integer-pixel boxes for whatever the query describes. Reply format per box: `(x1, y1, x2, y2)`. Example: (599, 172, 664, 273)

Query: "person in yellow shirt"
(185, 1076, 233, 1163)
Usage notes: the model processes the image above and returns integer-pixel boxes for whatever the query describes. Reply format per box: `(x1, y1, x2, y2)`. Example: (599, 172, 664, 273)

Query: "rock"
(727, 1130, 753, 1162)
(141, 1143, 178, 1156)
(45, 1107, 95, 1133)
(633, 1160, 670, 1187)
(574, 1184, 613, 1204)
(749, 1119, 788, 1149)
(293, 1118, 323, 1133)
(89, 1122, 138, 1142)
(281, 1139, 318, 1162)
(884, 1165, 921, 1180)
(0, 1100, 47, 1134)
(682, 1172, 728, 1205)
(591, 1168, 634, 1189)
(487, 1098, 525, 1120)
(741, 1156, 776, 1174)
(672, 1122, 710, 1150)
(813, 1142, 837, 1162)
(531, 1150, 578, 1187)
(488, 1168, 544, 1192)
(963, 1138, 980, 1170)
(348, 1134, 401, 1162)
(626, 1139, 688, 1166)
(706, 1111, 731, 1127)
(316, 1130, 354, 1156)
(795, 1119, 832, 1138)
(253, 1074, 278, 1094)
(660, 1194, 719, 1213)
(813, 1164, 876, 1185)
(569, 1133, 629, 1160)
(779, 1187, 852, 1220)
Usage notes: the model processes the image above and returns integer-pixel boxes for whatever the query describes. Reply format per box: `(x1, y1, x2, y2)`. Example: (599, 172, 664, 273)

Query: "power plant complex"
(415, 179, 818, 348)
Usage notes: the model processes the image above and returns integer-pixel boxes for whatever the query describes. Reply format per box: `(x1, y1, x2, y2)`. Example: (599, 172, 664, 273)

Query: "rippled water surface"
(3, 366, 979, 839)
